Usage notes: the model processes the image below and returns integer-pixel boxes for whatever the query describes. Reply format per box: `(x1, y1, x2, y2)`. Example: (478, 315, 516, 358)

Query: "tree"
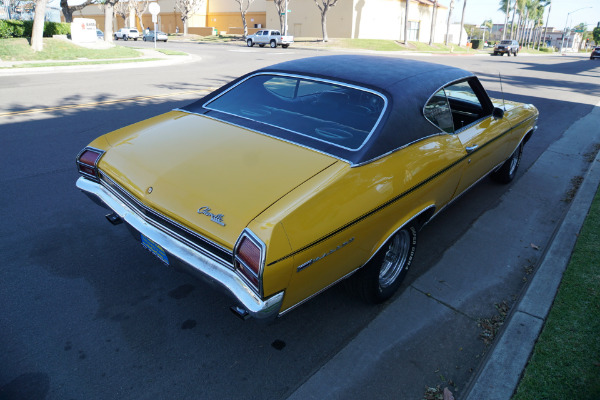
(272, 0, 287, 34)
(234, 0, 256, 38)
(403, 0, 409, 45)
(113, 0, 129, 26)
(60, 0, 95, 23)
(314, 0, 339, 42)
(482, 18, 492, 42)
(97, 0, 119, 42)
(428, 0, 437, 45)
(130, 0, 149, 32)
(444, 0, 454, 45)
(537, 0, 550, 49)
(499, 0, 511, 40)
(30, 0, 47, 51)
(458, 0, 467, 47)
(593, 26, 600, 45)
(176, 0, 205, 35)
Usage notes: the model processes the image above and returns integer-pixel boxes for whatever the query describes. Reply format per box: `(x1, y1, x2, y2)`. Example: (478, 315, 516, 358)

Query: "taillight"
(234, 230, 265, 295)
(76, 147, 104, 181)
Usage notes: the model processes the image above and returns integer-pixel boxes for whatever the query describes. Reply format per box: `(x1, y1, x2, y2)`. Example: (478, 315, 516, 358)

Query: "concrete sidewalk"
(286, 103, 600, 399)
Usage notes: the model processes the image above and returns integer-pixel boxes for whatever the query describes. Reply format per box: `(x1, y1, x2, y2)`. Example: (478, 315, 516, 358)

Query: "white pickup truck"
(246, 29, 293, 49)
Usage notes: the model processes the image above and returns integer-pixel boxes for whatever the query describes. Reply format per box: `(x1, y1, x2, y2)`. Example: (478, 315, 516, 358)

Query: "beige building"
(73, 0, 465, 45)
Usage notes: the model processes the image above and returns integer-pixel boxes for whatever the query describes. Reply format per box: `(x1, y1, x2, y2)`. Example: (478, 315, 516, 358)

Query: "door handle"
(465, 145, 479, 153)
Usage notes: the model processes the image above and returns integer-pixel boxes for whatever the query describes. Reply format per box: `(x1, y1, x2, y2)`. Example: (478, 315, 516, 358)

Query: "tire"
(513, 50, 518, 56)
(134, 38, 137, 41)
(143, 37, 146, 41)
(493, 51, 498, 55)
(491, 143, 523, 183)
(282, 44, 289, 48)
(246, 39, 253, 47)
(123, 35, 128, 41)
(270, 40, 277, 48)
(114, 35, 118, 40)
(259, 44, 265, 47)
(347, 225, 417, 303)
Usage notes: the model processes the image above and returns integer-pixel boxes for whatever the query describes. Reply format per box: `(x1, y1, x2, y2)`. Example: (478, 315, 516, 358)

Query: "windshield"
(204, 73, 386, 151)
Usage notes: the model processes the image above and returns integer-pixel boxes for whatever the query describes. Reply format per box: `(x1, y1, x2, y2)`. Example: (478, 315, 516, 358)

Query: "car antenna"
(498, 73, 507, 111)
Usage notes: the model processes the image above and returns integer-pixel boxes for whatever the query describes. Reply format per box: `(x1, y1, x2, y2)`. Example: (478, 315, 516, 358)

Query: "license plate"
(141, 234, 169, 265)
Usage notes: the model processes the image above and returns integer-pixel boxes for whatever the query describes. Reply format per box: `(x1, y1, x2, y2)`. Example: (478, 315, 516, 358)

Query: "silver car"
(143, 30, 168, 42)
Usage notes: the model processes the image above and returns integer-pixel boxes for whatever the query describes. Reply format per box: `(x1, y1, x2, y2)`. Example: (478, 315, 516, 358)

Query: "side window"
(424, 89, 454, 134)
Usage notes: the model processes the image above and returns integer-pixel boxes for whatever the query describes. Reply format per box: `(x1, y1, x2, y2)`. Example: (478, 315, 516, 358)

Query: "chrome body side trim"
(76, 176, 284, 320)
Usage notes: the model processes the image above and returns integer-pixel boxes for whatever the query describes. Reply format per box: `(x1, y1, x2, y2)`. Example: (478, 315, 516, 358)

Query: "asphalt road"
(1, 42, 599, 399)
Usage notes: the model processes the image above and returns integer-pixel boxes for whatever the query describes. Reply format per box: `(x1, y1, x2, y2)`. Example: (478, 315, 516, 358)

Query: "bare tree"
(314, 0, 339, 42)
(234, 0, 256, 38)
(60, 0, 95, 23)
(444, 0, 454, 45)
(403, 0, 409, 45)
(272, 0, 286, 33)
(30, 0, 47, 51)
(458, 0, 467, 46)
(130, 0, 149, 31)
(113, 0, 128, 26)
(428, 0, 437, 45)
(175, 0, 205, 35)
(97, 0, 119, 41)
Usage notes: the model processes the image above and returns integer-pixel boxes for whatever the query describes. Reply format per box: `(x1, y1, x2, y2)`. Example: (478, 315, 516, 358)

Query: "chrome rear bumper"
(76, 176, 284, 319)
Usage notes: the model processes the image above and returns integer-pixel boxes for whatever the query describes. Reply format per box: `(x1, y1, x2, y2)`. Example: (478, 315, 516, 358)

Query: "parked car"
(143, 30, 168, 42)
(114, 28, 139, 41)
(591, 46, 600, 60)
(75, 55, 538, 320)
(96, 29, 104, 40)
(246, 29, 293, 48)
(494, 40, 520, 56)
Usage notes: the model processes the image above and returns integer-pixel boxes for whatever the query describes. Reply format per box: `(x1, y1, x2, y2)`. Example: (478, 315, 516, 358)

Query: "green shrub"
(471, 39, 481, 49)
(539, 46, 555, 53)
(44, 22, 71, 36)
(0, 20, 70, 38)
(0, 20, 26, 38)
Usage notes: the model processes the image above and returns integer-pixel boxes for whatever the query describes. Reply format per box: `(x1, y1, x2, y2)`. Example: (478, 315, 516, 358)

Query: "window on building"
(408, 21, 419, 41)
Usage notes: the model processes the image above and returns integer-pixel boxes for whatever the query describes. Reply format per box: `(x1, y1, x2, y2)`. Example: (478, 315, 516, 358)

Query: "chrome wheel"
(379, 230, 411, 288)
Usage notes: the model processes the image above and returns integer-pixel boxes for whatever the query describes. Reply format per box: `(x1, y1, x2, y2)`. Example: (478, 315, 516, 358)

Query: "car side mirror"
(493, 107, 505, 120)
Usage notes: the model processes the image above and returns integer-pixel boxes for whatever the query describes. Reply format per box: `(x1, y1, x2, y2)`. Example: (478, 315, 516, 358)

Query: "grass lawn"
(513, 187, 600, 399)
(0, 38, 142, 61)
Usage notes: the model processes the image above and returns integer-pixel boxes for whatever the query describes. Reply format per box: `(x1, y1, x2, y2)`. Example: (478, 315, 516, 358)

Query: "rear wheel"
(347, 225, 417, 303)
(282, 44, 289, 48)
(270, 40, 277, 48)
(491, 143, 523, 183)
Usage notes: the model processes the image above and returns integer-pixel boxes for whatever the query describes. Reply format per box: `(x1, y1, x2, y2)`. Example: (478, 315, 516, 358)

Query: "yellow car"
(76, 55, 538, 320)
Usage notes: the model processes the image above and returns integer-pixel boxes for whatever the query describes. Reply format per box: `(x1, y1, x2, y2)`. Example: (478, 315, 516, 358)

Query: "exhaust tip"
(230, 305, 250, 320)
(105, 212, 123, 225)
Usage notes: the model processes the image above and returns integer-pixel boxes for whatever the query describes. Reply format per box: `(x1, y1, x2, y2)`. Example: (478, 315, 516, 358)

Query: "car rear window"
(203, 73, 386, 151)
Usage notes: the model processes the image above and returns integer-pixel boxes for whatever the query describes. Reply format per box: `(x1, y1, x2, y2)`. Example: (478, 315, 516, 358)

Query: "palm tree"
(458, 0, 467, 46)
(444, 0, 455, 45)
(429, 0, 438, 46)
(499, 0, 512, 40)
(539, 0, 551, 49)
(403, 0, 410, 45)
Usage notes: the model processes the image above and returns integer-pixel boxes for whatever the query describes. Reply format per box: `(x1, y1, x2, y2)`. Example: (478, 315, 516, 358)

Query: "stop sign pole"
(149, 2, 160, 49)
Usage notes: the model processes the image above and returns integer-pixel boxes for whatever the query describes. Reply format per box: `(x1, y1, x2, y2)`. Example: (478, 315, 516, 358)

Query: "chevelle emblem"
(197, 206, 226, 226)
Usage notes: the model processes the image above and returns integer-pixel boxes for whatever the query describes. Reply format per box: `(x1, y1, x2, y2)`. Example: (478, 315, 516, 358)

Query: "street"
(1, 42, 599, 399)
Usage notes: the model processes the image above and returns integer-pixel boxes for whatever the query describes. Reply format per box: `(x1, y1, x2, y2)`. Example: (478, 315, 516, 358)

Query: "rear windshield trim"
(201, 72, 388, 152)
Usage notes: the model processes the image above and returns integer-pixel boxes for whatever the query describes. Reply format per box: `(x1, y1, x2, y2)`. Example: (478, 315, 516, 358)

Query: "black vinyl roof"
(181, 55, 474, 166)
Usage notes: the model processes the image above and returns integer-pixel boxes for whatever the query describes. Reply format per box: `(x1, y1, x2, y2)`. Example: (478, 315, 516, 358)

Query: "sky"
(440, 0, 600, 31)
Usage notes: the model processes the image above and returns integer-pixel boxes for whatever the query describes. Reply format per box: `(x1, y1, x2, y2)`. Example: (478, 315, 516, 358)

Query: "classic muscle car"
(76, 55, 538, 320)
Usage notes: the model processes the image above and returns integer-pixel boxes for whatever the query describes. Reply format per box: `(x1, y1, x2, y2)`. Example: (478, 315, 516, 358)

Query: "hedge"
(0, 20, 71, 39)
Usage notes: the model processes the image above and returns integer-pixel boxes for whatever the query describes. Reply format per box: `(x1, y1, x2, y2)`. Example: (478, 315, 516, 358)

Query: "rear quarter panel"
(254, 134, 468, 312)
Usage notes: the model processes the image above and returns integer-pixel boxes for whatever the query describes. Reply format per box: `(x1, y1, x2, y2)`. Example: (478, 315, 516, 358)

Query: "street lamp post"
(561, 7, 592, 53)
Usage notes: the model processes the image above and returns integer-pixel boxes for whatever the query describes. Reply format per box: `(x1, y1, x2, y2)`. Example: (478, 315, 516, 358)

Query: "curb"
(463, 104, 600, 399)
